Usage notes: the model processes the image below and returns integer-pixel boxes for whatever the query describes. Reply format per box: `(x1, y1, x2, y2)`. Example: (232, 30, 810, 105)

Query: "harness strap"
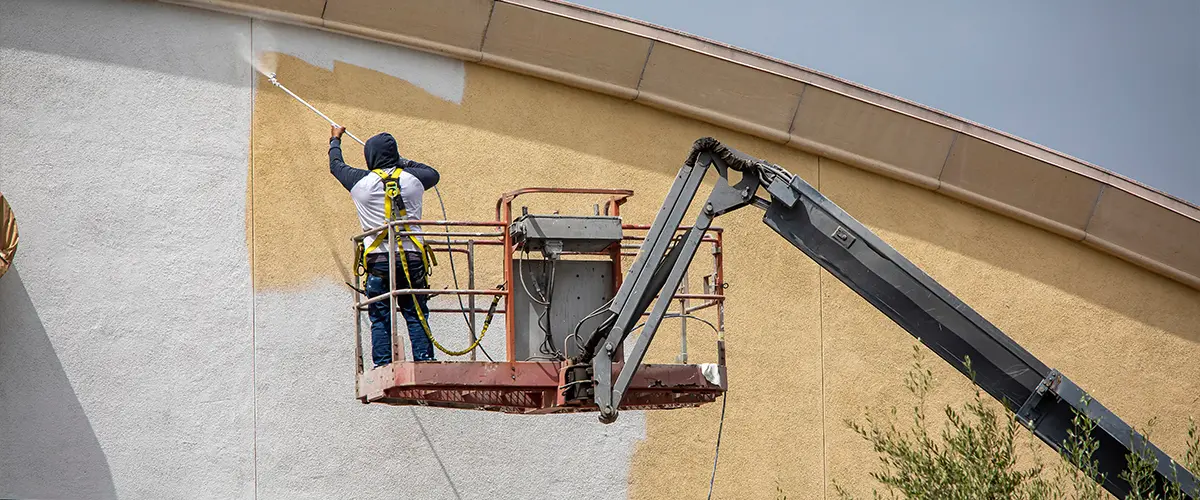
(359, 168, 434, 274)
(362, 167, 487, 358)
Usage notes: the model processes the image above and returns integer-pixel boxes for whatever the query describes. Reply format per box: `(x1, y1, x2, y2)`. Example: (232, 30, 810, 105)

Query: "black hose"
(685, 137, 761, 171)
(433, 185, 493, 362)
(707, 392, 728, 500)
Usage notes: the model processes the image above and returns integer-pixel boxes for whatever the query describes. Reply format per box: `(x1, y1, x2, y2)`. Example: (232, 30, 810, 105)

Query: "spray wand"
(263, 70, 495, 361)
(266, 73, 366, 146)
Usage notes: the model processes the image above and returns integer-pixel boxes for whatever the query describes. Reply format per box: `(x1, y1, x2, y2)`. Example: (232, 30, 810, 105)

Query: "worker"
(329, 125, 440, 365)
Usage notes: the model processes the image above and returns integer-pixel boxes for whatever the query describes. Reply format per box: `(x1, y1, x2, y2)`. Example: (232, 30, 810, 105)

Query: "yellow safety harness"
(358, 167, 491, 357)
(358, 168, 435, 273)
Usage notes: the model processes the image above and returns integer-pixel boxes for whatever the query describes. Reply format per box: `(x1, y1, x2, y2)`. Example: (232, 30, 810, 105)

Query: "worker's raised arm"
(328, 125, 369, 191)
(401, 159, 440, 190)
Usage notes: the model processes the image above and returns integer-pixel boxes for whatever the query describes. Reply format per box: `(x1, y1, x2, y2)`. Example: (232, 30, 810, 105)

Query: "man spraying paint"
(329, 125, 440, 365)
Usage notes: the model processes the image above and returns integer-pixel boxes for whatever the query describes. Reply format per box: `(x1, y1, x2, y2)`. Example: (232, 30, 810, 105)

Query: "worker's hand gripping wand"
(265, 73, 366, 146)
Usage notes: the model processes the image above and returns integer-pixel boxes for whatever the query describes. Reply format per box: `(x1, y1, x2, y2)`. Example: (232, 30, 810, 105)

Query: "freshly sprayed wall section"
(2, 1, 1199, 499)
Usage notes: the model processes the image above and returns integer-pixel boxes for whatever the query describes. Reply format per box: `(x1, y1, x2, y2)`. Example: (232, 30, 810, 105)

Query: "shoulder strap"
(362, 168, 435, 272)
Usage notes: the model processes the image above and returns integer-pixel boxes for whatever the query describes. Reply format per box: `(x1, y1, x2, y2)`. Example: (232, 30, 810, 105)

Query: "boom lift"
(351, 136, 1195, 498)
(260, 72, 1192, 497)
(563, 137, 1198, 498)
(354, 187, 730, 413)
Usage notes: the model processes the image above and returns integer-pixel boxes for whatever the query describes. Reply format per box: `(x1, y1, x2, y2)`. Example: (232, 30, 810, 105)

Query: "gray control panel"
(509, 214, 623, 259)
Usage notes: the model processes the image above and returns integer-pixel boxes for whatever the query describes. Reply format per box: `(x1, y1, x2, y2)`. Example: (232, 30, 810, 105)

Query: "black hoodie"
(328, 132, 440, 192)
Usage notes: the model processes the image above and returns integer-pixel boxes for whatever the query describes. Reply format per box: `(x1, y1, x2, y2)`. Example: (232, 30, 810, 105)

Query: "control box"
(509, 214, 623, 259)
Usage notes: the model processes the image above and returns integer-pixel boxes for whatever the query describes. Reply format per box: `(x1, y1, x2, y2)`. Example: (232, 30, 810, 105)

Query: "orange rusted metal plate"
(356, 360, 725, 414)
(0, 193, 16, 279)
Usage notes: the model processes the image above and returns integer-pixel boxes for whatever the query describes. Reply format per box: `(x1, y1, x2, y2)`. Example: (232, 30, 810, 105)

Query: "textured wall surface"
(2, 0, 1199, 499)
(246, 21, 1200, 500)
(0, 1, 254, 498)
(247, 21, 651, 499)
(816, 160, 1200, 498)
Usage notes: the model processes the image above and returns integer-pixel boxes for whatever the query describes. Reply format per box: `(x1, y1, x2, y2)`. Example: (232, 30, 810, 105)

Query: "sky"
(574, 0, 1200, 204)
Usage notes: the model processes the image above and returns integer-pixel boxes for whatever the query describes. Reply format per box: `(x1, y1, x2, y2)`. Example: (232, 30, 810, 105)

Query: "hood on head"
(364, 133, 399, 171)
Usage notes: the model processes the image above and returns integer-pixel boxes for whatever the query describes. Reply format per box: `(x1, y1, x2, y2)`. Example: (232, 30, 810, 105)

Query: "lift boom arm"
(575, 137, 1197, 498)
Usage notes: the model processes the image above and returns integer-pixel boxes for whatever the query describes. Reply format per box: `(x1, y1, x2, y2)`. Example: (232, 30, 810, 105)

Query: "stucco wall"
(2, 0, 1198, 499)
(0, 0, 255, 498)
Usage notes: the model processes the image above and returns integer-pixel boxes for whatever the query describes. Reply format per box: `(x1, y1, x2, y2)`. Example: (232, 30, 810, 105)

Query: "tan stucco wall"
(817, 161, 1200, 498)
(249, 52, 1200, 499)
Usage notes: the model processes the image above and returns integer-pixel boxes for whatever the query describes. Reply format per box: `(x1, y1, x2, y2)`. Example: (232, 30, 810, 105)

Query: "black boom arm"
(578, 137, 1197, 499)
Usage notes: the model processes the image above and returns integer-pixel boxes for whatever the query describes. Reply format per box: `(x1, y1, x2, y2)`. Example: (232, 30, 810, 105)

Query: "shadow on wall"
(409, 407, 463, 500)
(0, 0, 246, 86)
(0, 268, 117, 500)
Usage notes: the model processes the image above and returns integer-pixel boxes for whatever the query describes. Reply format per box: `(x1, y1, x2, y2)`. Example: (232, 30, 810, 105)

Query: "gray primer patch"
(252, 20, 465, 104)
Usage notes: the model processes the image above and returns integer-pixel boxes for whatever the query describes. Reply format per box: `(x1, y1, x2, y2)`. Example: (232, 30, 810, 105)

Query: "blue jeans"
(366, 252, 434, 365)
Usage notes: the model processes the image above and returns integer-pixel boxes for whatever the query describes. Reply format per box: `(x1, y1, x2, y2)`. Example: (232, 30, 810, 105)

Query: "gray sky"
(575, 0, 1200, 204)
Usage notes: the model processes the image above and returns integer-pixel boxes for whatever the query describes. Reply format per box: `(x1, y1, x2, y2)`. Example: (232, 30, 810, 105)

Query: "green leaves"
(1163, 417, 1200, 500)
(1187, 418, 1200, 478)
(839, 346, 1052, 500)
(1121, 419, 1162, 500)
(1058, 395, 1104, 500)
(838, 343, 1199, 500)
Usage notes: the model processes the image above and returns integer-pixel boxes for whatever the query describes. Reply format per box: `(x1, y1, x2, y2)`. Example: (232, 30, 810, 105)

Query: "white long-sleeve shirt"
(328, 135, 440, 258)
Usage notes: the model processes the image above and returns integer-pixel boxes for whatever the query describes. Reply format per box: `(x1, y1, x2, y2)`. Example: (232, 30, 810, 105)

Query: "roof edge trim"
(158, 0, 1200, 292)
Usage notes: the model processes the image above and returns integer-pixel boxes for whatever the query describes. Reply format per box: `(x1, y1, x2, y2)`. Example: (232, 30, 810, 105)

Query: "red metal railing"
(352, 188, 726, 377)
(496, 187, 633, 362)
(350, 218, 508, 373)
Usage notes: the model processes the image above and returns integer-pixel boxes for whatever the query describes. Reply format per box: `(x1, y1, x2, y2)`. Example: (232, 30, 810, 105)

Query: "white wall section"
(254, 285, 644, 499)
(252, 20, 466, 104)
(0, 0, 644, 498)
(0, 0, 253, 498)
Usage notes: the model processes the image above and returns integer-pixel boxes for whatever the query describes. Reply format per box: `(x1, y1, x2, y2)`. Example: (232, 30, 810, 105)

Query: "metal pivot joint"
(580, 139, 766, 423)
